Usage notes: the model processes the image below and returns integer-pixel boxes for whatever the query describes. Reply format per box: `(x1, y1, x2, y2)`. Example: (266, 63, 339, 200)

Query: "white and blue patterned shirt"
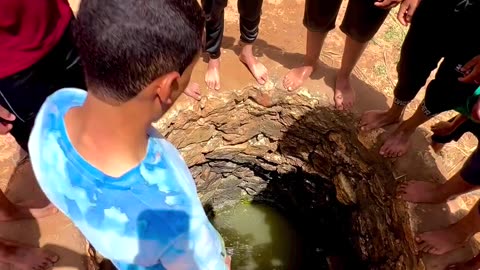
(29, 88, 227, 270)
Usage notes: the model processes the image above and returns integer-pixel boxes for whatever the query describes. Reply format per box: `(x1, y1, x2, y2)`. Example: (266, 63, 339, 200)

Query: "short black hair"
(73, 0, 205, 102)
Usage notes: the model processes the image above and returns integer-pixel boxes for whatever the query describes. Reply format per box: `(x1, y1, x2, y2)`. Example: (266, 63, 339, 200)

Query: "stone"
(334, 172, 357, 205)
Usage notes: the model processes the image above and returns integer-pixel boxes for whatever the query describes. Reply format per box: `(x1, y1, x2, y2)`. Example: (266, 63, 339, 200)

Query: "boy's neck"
(65, 93, 151, 176)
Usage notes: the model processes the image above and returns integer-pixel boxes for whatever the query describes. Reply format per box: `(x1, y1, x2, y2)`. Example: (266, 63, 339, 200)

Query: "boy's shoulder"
(45, 88, 87, 109)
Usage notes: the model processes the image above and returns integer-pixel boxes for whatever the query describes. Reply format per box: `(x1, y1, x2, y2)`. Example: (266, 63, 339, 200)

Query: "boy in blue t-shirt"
(28, 0, 229, 269)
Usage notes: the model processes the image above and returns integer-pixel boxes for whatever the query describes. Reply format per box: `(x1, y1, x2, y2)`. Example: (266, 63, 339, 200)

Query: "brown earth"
(0, 0, 477, 269)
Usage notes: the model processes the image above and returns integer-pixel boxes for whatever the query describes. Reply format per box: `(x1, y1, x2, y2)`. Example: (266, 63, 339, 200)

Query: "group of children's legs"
(0, 0, 480, 269)
(202, 0, 267, 91)
(361, 0, 480, 267)
(284, 0, 389, 110)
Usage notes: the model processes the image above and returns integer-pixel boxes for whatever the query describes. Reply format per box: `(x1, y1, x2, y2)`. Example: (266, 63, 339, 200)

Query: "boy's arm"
(159, 217, 228, 270)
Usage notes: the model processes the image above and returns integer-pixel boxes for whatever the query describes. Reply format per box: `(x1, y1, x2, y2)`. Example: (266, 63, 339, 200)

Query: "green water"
(212, 203, 303, 270)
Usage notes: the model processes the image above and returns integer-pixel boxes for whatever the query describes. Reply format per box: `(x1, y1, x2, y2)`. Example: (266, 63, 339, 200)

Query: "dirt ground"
(0, 0, 477, 269)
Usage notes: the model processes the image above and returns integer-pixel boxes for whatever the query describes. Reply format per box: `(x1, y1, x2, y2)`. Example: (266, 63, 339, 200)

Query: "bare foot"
(431, 121, 455, 137)
(205, 58, 221, 90)
(283, 65, 314, 91)
(379, 128, 412, 157)
(397, 181, 446, 203)
(431, 141, 446, 153)
(416, 223, 471, 255)
(0, 242, 59, 270)
(446, 254, 480, 270)
(184, 82, 201, 101)
(359, 110, 401, 132)
(334, 75, 355, 110)
(0, 203, 57, 222)
(239, 44, 268, 85)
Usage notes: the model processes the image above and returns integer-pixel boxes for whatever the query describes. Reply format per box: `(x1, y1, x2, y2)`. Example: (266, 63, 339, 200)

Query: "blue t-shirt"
(28, 88, 227, 270)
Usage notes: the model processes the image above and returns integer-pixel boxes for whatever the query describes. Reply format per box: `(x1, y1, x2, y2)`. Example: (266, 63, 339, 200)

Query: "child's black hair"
(73, 0, 205, 102)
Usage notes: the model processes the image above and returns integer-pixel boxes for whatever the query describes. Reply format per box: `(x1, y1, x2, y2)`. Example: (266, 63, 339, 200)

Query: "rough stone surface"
(155, 83, 421, 269)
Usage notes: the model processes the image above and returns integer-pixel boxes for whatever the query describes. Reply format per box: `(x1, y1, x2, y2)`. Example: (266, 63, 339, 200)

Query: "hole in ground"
(204, 163, 359, 270)
(161, 86, 418, 269)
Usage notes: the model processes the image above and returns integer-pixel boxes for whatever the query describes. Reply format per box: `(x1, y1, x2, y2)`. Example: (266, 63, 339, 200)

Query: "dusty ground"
(0, 0, 477, 269)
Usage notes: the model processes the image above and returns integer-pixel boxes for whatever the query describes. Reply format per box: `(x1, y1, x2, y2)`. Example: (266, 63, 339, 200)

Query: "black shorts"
(0, 22, 85, 152)
(303, 0, 390, 43)
(393, 0, 480, 113)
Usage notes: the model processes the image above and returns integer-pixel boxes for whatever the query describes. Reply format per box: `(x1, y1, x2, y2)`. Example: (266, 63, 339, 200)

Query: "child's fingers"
(458, 68, 480, 84)
(0, 105, 15, 122)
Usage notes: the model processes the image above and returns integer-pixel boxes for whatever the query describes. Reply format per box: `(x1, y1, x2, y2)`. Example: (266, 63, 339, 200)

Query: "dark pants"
(303, 0, 390, 43)
(394, 0, 480, 116)
(202, 0, 263, 59)
(0, 24, 85, 152)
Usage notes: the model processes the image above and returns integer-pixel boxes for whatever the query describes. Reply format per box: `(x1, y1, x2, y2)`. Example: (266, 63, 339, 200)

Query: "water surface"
(212, 203, 303, 270)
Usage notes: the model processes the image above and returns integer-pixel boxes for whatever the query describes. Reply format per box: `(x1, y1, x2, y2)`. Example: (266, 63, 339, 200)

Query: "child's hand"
(459, 55, 480, 84)
(374, 0, 402, 9)
(225, 255, 231, 270)
(396, 0, 420, 26)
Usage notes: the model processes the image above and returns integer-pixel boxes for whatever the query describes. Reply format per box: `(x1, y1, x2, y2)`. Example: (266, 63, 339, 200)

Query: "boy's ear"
(155, 71, 180, 103)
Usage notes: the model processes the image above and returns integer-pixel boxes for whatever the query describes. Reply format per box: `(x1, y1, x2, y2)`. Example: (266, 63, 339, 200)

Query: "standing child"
(203, 0, 268, 91)
(28, 0, 229, 269)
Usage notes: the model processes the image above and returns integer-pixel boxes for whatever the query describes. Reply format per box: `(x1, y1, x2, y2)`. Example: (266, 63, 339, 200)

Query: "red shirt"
(0, 0, 73, 78)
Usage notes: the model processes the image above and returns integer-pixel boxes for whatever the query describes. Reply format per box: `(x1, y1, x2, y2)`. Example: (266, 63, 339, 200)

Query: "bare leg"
(334, 36, 367, 111)
(397, 172, 478, 204)
(205, 57, 221, 91)
(360, 102, 405, 132)
(283, 30, 327, 91)
(379, 103, 431, 157)
(447, 252, 480, 270)
(0, 191, 57, 221)
(184, 82, 201, 101)
(239, 42, 268, 85)
(416, 200, 480, 255)
(431, 141, 446, 153)
(0, 238, 58, 270)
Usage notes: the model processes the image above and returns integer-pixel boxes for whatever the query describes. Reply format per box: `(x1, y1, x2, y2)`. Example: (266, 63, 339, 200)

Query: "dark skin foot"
(379, 128, 412, 157)
(431, 121, 456, 137)
(415, 223, 471, 255)
(205, 58, 221, 91)
(283, 65, 314, 91)
(359, 110, 401, 132)
(334, 74, 355, 111)
(239, 44, 268, 85)
(0, 240, 59, 270)
(431, 141, 445, 153)
(397, 181, 446, 203)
